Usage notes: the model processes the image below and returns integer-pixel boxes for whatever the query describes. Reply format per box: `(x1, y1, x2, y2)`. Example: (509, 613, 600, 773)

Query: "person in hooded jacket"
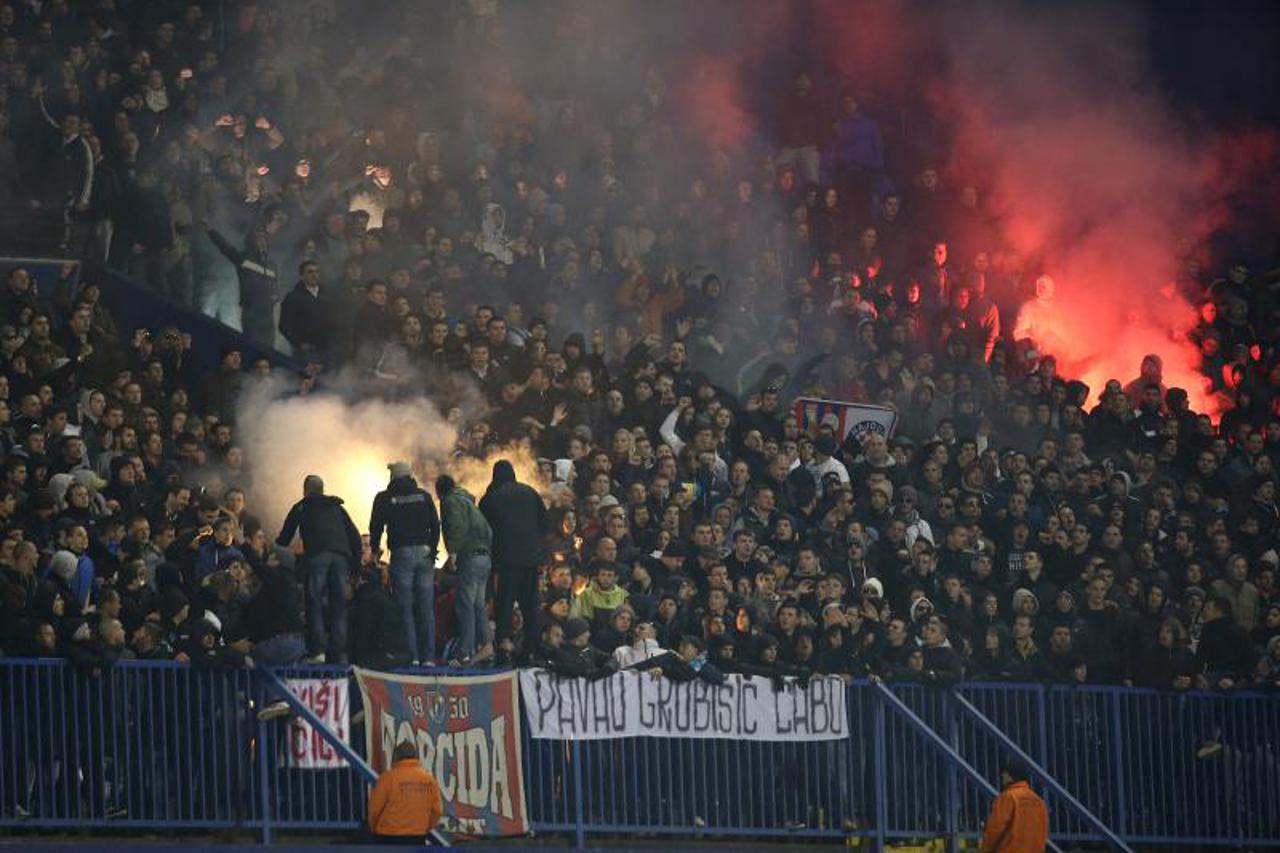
(591, 603, 636, 654)
(183, 618, 248, 669)
(541, 617, 617, 679)
(276, 475, 362, 664)
(370, 462, 441, 665)
(1133, 617, 1197, 690)
(44, 548, 93, 611)
(480, 459, 549, 665)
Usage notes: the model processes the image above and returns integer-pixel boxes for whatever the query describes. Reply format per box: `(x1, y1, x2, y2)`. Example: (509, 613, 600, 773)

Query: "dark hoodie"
(276, 493, 362, 560)
(479, 460, 550, 570)
(369, 475, 440, 553)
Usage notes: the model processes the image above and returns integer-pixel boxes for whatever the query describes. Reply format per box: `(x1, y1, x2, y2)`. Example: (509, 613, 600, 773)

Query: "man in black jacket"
(206, 222, 279, 348)
(349, 566, 411, 670)
(537, 617, 618, 679)
(243, 562, 305, 666)
(919, 615, 965, 686)
(370, 462, 440, 665)
(479, 460, 549, 665)
(276, 475, 362, 664)
(279, 260, 332, 363)
(1197, 596, 1256, 689)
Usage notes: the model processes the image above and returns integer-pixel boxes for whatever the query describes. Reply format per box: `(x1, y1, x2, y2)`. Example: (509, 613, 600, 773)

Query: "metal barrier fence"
(1, 659, 1277, 847)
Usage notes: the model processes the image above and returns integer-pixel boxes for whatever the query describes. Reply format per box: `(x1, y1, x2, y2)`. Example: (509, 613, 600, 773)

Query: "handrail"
(869, 680, 1067, 853)
(949, 688, 1134, 853)
(0, 659, 1272, 846)
(257, 666, 452, 847)
(258, 667, 377, 783)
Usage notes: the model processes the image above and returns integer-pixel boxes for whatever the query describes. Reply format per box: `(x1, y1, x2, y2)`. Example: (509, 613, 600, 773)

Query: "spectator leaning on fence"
(366, 739, 444, 845)
(980, 759, 1049, 853)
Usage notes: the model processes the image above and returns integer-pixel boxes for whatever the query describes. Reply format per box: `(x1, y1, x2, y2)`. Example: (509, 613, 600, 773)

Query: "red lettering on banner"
(284, 678, 350, 769)
(355, 668, 529, 837)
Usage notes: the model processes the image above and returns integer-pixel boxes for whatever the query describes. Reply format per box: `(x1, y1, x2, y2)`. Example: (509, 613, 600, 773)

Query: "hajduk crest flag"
(353, 668, 529, 837)
(793, 396, 898, 442)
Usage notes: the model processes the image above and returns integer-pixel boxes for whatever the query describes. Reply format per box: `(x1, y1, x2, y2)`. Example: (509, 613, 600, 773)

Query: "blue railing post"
(1035, 683, 1048, 766)
(872, 687, 888, 852)
(948, 689, 1131, 852)
(257, 689, 272, 844)
(571, 738, 586, 849)
(945, 692, 960, 853)
(1109, 691, 1128, 838)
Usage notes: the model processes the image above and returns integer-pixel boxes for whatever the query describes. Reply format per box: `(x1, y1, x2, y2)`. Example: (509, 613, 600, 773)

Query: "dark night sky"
(1145, 0, 1280, 126)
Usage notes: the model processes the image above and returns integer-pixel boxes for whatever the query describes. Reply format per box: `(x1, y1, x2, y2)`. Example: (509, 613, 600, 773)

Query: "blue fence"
(1, 660, 1277, 847)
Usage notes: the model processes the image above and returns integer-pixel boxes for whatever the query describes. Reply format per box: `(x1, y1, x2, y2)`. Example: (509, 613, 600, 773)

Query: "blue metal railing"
(1, 659, 1277, 847)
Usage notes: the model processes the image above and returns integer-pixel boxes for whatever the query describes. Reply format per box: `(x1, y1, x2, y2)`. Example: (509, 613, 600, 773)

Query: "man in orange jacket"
(367, 739, 444, 844)
(981, 759, 1049, 853)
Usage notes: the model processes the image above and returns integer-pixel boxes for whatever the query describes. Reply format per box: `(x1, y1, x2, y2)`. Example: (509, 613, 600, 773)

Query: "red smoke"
(668, 1, 1273, 421)
(940, 72, 1220, 412)
(670, 1, 792, 154)
(810, 2, 1279, 419)
(677, 55, 756, 152)
(922, 4, 1253, 418)
(812, 0, 939, 104)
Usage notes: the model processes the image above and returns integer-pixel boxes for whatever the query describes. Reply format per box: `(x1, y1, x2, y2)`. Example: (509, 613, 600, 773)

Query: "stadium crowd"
(1, 0, 1279, 694)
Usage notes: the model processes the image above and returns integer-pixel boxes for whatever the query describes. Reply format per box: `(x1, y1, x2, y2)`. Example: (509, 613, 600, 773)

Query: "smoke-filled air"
(235, 383, 539, 534)
(228, 0, 1276, 517)
(933, 3, 1231, 415)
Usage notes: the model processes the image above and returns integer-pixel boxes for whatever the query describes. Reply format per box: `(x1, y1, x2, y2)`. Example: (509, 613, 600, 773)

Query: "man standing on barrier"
(981, 759, 1049, 853)
(480, 459, 548, 666)
(276, 475, 362, 665)
(370, 461, 441, 666)
(437, 473, 494, 666)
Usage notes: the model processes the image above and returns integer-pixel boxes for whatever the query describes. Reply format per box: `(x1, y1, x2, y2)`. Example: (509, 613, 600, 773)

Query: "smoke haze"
(934, 2, 1222, 409)
(235, 382, 541, 537)
(813, 0, 1274, 412)
(228, 0, 1277, 497)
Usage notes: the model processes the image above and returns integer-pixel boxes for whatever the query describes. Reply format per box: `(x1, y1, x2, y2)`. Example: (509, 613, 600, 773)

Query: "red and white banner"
(354, 668, 529, 837)
(793, 396, 898, 441)
(285, 678, 350, 768)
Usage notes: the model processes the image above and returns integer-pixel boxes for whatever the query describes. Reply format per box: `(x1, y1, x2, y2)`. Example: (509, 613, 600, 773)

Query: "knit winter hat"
(1012, 588, 1040, 614)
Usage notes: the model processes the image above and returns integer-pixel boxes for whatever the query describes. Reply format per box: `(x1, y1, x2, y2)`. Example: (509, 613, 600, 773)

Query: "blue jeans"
(306, 552, 349, 664)
(254, 632, 305, 667)
(390, 545, 435, 663)
(455, 553, 491, 659)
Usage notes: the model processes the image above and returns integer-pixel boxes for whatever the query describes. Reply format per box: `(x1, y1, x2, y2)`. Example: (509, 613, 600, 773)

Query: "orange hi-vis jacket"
(981, 780, 1049, 853)
(367, 758, 444, 838)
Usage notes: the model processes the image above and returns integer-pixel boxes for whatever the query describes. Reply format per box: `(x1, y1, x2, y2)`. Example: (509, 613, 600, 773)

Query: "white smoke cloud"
(235, 371, 548, 541)
(235, 384, 460, 535)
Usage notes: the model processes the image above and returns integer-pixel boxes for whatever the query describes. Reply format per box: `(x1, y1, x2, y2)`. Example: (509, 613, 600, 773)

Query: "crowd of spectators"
(1, 0, 1279, 693)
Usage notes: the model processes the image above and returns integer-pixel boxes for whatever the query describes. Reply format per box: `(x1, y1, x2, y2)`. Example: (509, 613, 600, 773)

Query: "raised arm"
(206, 225, 244, 266)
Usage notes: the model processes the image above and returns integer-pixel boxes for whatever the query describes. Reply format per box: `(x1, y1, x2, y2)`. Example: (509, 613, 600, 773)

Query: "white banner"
(519, 669, 848, 741)
(285, 678, 350, 768)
